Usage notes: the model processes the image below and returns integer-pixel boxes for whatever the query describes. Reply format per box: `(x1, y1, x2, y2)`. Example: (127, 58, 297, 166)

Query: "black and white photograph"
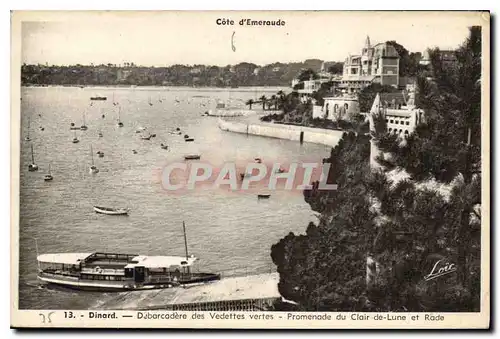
(10, 10, 490, 328)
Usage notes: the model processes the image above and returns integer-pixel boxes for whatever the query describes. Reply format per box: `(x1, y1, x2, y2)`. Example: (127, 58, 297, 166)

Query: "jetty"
(218, 116, 343, 147)
(96, 273, 280, 311)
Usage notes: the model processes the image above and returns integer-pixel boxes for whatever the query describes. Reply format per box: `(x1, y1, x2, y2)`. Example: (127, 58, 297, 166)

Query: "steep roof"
(379, 92, 406, 106)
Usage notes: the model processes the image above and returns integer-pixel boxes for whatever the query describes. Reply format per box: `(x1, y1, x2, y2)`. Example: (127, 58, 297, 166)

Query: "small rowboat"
(257, 194, 271, 199)
(93, 206, 130, 215)
(184, 154, 201, 160)
(185, 138, 195, 142)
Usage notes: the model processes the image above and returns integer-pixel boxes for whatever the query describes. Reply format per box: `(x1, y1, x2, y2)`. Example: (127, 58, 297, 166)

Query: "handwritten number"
(40, 311, 55, 323)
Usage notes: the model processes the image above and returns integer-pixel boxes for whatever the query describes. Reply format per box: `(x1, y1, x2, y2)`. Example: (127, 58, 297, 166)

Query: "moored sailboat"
(117, 106, 123, 127)
(28, 143, 38, 171)
(89, 145, 99, 174)
(80, 111, 88, 130)
(72, 130, 79, 143)
(25, 116, 31, 141)
(44, 164, 53, 181)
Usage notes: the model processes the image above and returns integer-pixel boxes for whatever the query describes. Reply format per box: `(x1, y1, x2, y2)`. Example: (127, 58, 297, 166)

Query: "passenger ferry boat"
(35, 222, 221, 291)
(36, 252, 220, 291)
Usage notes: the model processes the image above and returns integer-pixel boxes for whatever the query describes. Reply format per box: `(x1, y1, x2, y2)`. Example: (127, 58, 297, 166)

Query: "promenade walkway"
(96, 273, 280, 311)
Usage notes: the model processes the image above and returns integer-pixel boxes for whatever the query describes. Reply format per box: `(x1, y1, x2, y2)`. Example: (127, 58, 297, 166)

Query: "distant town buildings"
(340, 36, 400, 94)
(116, 69, 132, 82)
(297, 78, 331, 95)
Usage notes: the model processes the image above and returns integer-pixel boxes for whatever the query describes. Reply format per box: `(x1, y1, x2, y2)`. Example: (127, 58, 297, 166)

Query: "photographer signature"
(424, 259, 457, 281)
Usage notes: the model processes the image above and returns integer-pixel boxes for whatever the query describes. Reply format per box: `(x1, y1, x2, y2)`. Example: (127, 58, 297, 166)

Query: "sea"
(18, 85, 333, 309)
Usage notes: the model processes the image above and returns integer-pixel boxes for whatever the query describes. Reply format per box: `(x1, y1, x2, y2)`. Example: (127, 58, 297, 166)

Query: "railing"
(144, 297, 279, 312)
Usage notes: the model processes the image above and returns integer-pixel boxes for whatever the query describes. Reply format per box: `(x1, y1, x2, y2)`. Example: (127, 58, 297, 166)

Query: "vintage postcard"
(10, 11, 490, 329)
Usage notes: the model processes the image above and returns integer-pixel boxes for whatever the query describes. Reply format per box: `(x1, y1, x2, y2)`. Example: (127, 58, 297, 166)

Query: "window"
(406, 121, 410, 125)
(344, 103, 349, 111)
(390, 119, 394, 123)
(389, 128, 392, 132)
(399, 129, 403, 133)
(395, 120, 399, 124)
(404, 130, 409, 135)
(385, 119, 388, 123)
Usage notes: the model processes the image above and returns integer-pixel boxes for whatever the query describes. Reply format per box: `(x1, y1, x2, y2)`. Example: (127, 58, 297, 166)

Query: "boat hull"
(37, 273, 221, 292)
(184, 155, 201, 160)
(93, 206, 129, 215)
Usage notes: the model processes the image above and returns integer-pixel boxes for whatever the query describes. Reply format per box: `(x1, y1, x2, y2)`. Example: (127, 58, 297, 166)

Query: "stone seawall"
(206, 109, 281, 117)
(218, 119, 344, 147)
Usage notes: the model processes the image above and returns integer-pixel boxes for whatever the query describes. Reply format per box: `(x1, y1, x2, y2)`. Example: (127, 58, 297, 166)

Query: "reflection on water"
(18, 86, 332, 309)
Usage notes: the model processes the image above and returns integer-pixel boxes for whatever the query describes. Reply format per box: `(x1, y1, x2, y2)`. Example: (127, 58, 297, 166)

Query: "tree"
(297, 68, 319, 82)
(358, 83, 400, 112)
(245, 99, 254, 110)
(272, 132, 374, 311)
(386, 41, 422, 77)
(327, 62, 344, 75)
(376, 26, 482, 300)
(259, 95, 267, 110)
(272, 27, 482, 312)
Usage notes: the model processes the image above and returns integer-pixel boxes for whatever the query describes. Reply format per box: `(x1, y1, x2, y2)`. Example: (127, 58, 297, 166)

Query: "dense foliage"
(21, 59, 342, 87)
(386, 40, 425, 77)
(271, 27, 482, 312)
(358, 83, 400, 112)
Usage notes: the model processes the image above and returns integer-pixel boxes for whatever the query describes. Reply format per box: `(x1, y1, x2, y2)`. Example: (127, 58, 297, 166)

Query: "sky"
(17, 11, 486, 67)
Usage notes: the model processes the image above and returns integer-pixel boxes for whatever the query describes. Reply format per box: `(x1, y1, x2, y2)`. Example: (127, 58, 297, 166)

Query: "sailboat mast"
(118, 106, 121, 122)
(90, 145, 94, 166)
(83, 111, 86, 125)
(27, 116, 30, 138)
(183, 221, 189, 260)
(34, 237, 40, 271)
(31, 144, 35, 163)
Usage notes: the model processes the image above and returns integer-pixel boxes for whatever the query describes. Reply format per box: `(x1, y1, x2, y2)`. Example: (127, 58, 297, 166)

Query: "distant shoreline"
(21, 85, 289, 93)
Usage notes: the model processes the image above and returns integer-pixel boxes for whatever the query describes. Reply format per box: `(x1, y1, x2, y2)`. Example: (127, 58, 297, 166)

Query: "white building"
(297, 78, 331, 95)
(311, 95, 360, 122)
(369, 89, 425, 168)
(340, 36, 400, 94)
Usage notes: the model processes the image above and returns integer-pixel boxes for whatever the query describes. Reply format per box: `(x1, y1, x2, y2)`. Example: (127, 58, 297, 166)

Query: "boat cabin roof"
(37, 252, 198, 268)
(125, 255, 197, 269)
(37, 253, 93, 265)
